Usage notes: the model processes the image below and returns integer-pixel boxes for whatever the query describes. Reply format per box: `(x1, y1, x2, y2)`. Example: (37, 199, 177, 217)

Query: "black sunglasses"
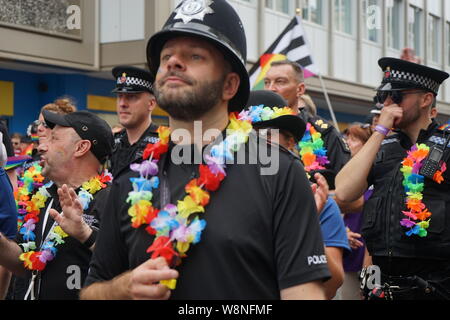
(375, 90, 426, 105)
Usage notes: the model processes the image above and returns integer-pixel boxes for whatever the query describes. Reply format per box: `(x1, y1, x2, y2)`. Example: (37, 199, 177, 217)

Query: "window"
(428, 15, 440, 63)
(302, 0, 324, 25)
(363, 0, 381, 43)
(447, 22, 450, 66)
(408, 5, 423, 57)
(334, 0, 353, 35)
(387, 0, 403, 49)
(265, 0, 292, 15)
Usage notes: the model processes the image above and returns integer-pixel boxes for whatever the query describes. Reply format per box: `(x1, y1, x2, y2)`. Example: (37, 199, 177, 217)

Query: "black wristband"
(83, 228, 97, 248)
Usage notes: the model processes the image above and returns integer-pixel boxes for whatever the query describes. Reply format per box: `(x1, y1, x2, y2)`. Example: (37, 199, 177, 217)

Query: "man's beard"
(154, 72, 225, 121)
(396, 102, 421, 129)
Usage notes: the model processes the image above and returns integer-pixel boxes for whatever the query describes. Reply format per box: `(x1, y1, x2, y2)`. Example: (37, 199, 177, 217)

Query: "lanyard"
(24, 198, 55, 301)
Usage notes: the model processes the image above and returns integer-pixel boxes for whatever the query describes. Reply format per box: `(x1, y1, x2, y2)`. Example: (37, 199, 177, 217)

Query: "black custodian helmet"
(146, 0, 249, 111)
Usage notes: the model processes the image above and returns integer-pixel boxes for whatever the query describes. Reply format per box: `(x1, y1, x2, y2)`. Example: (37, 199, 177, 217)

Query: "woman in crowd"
(339, 123, 373, 300)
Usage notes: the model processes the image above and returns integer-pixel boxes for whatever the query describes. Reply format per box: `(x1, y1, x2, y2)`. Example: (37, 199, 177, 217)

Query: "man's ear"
(148, 94, 157, 112)
(421, 92, 435, 110)
(297, 82, 306, 97)
(222, 72, 240, 101)
(74, 140, 92, 159)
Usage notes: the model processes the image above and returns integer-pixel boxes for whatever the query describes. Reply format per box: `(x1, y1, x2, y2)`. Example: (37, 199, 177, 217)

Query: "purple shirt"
(343, 189, 373, 272)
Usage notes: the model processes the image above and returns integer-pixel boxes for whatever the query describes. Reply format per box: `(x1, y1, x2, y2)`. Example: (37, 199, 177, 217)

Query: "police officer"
(110, 66, 159, 177)
(336, 57, 450, 300)
(81, 0, 329, 300)
(264, 60, 351, 184)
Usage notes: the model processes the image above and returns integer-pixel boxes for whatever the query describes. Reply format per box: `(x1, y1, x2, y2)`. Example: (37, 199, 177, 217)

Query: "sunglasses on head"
(34, 120, 49, 129)
(375, 90, 426, 105)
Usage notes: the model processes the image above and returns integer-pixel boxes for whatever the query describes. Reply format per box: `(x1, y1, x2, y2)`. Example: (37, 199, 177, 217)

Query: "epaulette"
(310, 117, 332, 134)
(142, 135, 160, 145)
(113, 130, 126, 146)
(428, 135, 450, 148)
(381, 137, 400, 146)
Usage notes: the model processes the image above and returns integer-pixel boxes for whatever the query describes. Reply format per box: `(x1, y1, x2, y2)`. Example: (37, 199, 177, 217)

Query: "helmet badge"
(119, 73, 127, 84)
(174, 0, 214, 24)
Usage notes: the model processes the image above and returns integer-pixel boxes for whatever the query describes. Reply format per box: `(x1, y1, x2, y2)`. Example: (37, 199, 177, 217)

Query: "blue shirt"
(0, 167, 17, 240)
(319, 197, 350, 251)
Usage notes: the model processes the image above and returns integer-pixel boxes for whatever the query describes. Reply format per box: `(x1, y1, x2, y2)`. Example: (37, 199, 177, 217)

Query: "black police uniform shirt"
(298, 109, 351, 177)
(15, 183, 110, 300)
(110, 123, 159, 178)
(85, 135, 331, 299)
(362, 121, 450, 276)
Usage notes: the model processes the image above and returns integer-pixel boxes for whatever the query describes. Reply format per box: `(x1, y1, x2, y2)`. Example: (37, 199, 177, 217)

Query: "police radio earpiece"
(419, 134, 450, 180)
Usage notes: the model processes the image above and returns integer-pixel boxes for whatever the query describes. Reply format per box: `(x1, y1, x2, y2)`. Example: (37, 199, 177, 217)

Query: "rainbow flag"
(22, 144, 34, 156)
(5, 155, 32, 171)
(439, 121, 450, 131)
(249, 16, 319, 90)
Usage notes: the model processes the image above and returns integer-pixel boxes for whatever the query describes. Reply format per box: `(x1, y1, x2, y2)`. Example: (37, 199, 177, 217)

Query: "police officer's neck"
(127, 117, 152, 146)
(402, 115, 432, 144)
(169, 105, 229, 146)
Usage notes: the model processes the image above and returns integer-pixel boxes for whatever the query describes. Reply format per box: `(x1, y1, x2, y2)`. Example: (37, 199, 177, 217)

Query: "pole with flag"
(249, 11, 340, 130)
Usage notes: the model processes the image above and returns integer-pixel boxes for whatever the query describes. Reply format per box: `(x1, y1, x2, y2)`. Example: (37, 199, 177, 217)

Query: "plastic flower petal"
(78, 189, 94, 210)
(400, 219, 416, 228)
(187, 217, 207, 244)
(128, 200, 152, 229)
(185, 179, 210, 206)
(130, 160, 159, 177)
(146, 236, 178, 264)
(177, 196, 205, 220)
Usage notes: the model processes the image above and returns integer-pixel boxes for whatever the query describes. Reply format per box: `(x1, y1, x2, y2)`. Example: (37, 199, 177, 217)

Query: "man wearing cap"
(81, 0, 329, 300)
(0, 111, 113, 300)
(245, 90, 350, 299)
(110, 65, 159, 178)
(336, 58, 450, 300)
(264, 60, 351, 182)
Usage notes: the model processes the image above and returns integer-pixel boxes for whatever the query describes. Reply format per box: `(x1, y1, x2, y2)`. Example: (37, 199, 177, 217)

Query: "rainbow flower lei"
(400, 144, 447, 237)
(18, 172, 112, 271)
(237, 105, 296, 122)
(298, 123, 330, 172)
(127, 113, 252, 290)
(15, 164, 46, 230)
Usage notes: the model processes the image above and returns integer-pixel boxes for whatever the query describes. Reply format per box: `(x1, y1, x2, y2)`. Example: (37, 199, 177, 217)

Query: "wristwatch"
(83, 228, 98, 248)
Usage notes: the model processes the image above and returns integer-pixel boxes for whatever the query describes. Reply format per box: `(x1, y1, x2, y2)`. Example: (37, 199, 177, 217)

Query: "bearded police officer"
(110, 66, 159, 178)
(81, 0, 329, 300)
(336, 58, 450, 300)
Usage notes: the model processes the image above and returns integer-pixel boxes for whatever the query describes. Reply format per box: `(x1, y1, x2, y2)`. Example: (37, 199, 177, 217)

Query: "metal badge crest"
(118, 73, 127, 84)
(174, 0, 214, 24)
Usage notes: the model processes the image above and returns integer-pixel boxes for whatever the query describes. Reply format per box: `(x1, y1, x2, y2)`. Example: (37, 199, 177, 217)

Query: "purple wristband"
(374, 125, 390, 136)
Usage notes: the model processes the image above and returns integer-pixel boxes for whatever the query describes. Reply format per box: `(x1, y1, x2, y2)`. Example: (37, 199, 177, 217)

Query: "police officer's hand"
(378, 103, 403, 129)
(127, 257, 179, 300)
(49, 184, 92, 243)
(311, 173, 329, 214)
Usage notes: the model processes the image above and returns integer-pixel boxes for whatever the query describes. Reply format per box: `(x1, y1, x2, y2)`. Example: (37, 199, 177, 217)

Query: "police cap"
(377, 57, 449, 95)
(112, 65, 154, 94)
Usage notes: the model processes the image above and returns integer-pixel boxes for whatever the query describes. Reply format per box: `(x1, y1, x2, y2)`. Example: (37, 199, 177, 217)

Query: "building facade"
(1, 0, 449, 135)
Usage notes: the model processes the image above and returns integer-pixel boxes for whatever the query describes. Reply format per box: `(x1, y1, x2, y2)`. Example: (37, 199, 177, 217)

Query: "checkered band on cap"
(117, 76, 153, 91)
(387, 69, 440, 93)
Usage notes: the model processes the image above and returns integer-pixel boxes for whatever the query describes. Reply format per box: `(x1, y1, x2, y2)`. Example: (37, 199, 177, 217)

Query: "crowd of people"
(1, 0, 450, 300)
